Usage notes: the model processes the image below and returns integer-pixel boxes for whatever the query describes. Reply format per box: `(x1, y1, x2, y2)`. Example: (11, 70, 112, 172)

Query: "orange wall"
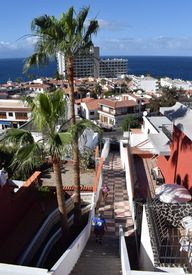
(157, 126, 192, 192)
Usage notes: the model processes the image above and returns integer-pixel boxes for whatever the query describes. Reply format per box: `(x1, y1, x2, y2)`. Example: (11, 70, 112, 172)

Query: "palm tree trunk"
(52, 158, 69, 237)
(66, 55, 81, 226)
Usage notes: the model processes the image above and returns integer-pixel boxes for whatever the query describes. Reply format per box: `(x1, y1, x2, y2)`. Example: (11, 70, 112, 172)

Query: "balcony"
(145, 199, 192, 272)
(98, 107, 115, 115)
(15, 115, 28, 120)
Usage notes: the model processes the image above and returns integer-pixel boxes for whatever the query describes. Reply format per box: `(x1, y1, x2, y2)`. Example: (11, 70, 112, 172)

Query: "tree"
(15, 77, 22, 83)
(149, 86, 179, 112)
(120, 115, 140, 131)
(53, 71, 62, 80)
(23, 6, 99, 226)
(2, 91, 71, 237)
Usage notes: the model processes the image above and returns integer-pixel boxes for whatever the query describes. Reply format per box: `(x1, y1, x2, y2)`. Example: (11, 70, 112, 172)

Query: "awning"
(0, 121, 12, 126)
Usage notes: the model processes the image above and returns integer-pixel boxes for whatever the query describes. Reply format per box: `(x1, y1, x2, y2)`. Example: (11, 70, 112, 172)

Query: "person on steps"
(92, 213, 107, 244)
(102, 183, 110, 202)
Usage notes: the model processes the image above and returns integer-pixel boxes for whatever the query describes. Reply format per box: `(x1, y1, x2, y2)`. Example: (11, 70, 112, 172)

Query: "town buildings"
(57, 47, 100, 78)
(100, 58, 128, 78)
(123, 102, 192, 272)
(158, 102, 192, 188)
(0, 99, 31, 130)
(57, 46, 128, 78)
(128, 75, 159, 94)
(97, 94, 149, 128)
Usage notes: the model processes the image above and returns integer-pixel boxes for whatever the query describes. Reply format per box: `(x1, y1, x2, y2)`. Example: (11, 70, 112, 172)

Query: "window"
(0, 112, 7, 118)
(0, 112, 6, 117)
(8, 112, 13, 116)
(15, 112, 28, 119)
(90, 111, 94, 115)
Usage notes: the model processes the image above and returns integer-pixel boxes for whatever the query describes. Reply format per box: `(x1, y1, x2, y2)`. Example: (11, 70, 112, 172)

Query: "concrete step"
(70, 236, 121, 275)
(72, 263, 121, 274)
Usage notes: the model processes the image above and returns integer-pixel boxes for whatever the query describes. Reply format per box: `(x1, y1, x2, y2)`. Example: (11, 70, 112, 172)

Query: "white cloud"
(85, 18, 129, 32)
(0, 39, 34, 58)
(25, 36, 39, 45)
(97, 19, 128, 31)
(97, 36, 192, 55)
(0, 41, 18, 50)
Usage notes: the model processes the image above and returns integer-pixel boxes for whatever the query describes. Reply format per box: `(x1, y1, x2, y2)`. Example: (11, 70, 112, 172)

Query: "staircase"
(71, 235, 121, 274)
(71, 151, 135, 274)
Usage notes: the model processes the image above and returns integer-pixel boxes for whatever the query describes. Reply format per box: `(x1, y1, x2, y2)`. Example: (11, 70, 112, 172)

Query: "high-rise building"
(99, 58, 128, 78)
(56, 52, 66, 78)
(57, 47, 100, 78)
(56, 47, 128, 78)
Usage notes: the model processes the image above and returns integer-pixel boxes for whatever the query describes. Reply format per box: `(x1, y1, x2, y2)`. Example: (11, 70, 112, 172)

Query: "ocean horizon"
(1, 56, 192, 83)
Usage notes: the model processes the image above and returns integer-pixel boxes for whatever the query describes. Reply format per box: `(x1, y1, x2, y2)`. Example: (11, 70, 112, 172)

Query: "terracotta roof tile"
(85, 99, 102, 110)
(99, 98, 137, 109)
(75, 97, 94, 105)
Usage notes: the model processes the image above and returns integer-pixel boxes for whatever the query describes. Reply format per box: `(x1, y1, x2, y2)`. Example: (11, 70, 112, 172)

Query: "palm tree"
(24, 6, 99, 225)
(3, 90, 71, 236)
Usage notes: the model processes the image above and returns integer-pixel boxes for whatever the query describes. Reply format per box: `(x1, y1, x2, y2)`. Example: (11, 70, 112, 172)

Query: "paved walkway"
(71, 151, 135, 274)
(97, 152, 134, 236)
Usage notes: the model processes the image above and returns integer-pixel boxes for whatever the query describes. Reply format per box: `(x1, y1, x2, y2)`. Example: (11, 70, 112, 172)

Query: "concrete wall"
(120, 141, 134, 217)
(139, 206, 155, 271)
(142, 116, 158, 135)
(78, 129, 98, 152)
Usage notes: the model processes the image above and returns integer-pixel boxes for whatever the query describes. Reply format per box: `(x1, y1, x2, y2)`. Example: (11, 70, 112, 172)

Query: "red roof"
(99, 98, 137, 109)
(85, 99, 102, 110)
(75, 97, 94, 105)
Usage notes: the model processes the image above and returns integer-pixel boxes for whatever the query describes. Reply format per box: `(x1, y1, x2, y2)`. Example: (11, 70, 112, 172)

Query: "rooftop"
(99, 98, 137, 108)
(160, 102, 192, 141)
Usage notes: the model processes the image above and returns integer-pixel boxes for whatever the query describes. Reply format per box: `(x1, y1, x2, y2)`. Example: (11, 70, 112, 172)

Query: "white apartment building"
(0, 99, 31, 130)
(57, 47, 100, 78)
(57, 47, 128, 79)
(130, 75, 159, 93)
(99, 58, 128, 78)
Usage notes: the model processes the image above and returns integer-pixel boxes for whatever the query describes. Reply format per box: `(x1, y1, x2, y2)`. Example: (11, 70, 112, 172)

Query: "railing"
(101, 138, 110, 160)
(15, 116, 28, 120)
(119, 225, 131, 275)
(50, 138, 110, 275)
(17, 197, 74, 265)
(51, 195, 95, 275)
(37, 204, 92, 268)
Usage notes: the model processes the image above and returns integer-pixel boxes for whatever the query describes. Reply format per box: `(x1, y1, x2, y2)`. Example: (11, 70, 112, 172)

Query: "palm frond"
(39, 93, 52, 118)
(76, 6, 89, 33)
(3, 128, 34, 144)
(84, 20, 99, 42)
(11, 143, 43, 176)
(58, 132, 72, 145)
(23, 52, 49, 73)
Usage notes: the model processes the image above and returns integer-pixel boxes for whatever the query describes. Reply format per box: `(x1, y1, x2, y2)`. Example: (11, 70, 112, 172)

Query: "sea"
(1, 56, 192, 84)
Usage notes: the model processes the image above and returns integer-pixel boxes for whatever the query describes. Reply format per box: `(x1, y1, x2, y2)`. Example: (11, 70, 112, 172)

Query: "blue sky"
(1, 0, 192, 57)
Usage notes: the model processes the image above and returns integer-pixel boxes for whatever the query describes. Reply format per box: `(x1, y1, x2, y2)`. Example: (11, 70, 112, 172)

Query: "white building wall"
(80, 102, 89, 119)
(78, 129, 98, 152)
(139, 206, 155, 271)
(56, 52, 66, 77)
(142, 116, 159, 135)
(139, 78, 158, 93)
(120, 141, 134, 218)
